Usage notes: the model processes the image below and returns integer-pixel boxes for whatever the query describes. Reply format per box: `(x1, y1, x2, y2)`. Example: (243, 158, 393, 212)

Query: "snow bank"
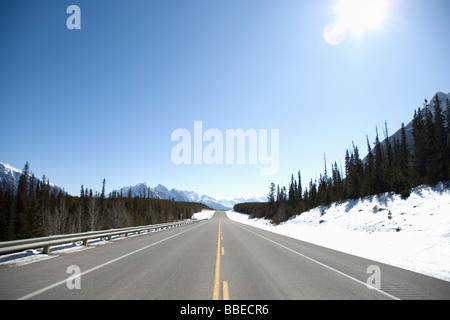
(191, 210, 216, 220)
(227, 182, 450, 282)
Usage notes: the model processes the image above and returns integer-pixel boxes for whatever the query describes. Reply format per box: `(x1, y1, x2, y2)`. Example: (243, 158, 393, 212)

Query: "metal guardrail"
(0, 220, 199, 255)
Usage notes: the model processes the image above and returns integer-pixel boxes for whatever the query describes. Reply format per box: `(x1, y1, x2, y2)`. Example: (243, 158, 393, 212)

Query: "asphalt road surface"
(1, 211, 449, 300)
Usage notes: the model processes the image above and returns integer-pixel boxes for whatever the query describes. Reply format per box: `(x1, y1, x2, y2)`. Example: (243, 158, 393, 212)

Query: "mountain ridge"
(0, 162, 62, 194)
(113, 182, 266, 210)
(376, 91, 450, 155)
(0, 162, 265, 210)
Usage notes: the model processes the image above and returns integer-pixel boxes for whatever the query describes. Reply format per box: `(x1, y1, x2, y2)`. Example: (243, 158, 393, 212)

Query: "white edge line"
(235, 223, 400, 300)
(18, 222, 206, 300)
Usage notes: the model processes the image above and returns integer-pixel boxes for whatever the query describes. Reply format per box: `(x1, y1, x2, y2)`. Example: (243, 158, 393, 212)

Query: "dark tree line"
(235, 95, 450, 224)
(0, 168, 209, 241)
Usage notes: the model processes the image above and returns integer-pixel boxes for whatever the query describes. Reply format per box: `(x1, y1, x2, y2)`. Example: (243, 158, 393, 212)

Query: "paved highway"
(1, 211, 449, 300)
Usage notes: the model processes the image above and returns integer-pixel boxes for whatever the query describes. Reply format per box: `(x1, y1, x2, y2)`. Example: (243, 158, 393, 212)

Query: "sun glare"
(337, 0, 389, 33)
(324, 0, 389, 45)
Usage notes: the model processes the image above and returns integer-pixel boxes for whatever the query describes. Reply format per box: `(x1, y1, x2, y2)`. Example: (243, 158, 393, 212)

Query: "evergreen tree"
(431, 95, 446, 183)
(27, 174, 41, 237)
(297, 170, 303, 203)
(344, 149, 351, 178)
(446, 98, 450, 179)
(288, 174, 296, 204)
(393, 123, 411, 197)
(412, 107, 427, 185)
(353, 144, 363, 196)
(100, 178, 106, 223)
(400, 122, 410, 170)
(267, 182, 276, 203)
(0, 185, 15, 240)
(383, 122, 393, 165)
(383, 121, 393, 191)
(0, 183, 5, 240)
(373, 128, 385, 193)
(276, 184, 281, 203)
(331, 161, 344, 201)
(424, 106, 437, 185)
(307, 179, 317, 209)
(16, 162, 30, 238)
(295, 170, 304, 212)
(363, 135, 375, 196)
(345, 144, 363, 199)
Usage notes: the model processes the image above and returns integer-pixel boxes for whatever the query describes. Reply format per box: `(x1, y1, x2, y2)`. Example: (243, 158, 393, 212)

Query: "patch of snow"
(0, 250, 56, 267)
(192, 210, 216, 220)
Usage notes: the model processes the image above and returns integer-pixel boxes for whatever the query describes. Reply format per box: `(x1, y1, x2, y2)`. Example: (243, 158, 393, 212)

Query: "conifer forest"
(235, 95, 450, 224)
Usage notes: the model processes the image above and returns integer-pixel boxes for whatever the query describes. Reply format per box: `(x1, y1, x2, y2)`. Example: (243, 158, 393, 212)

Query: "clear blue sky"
(1, 0, 449, 200)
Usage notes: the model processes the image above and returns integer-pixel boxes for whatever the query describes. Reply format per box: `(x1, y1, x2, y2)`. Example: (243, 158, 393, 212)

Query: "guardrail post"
(43, 245, 50, 254)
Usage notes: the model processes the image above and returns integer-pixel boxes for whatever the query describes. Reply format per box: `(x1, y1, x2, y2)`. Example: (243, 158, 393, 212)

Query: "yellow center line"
(222, 281, 230, 300)
(212, 212, 230, 300)
(212, 214, 221, 300)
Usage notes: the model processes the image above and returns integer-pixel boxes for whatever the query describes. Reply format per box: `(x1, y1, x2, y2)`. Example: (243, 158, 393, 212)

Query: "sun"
(324, 0, 389, 45)
(337, 0, 389, 33)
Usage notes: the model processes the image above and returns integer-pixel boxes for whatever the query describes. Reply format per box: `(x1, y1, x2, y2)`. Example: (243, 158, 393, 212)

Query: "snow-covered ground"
(191, 209, 216, 220)
(227, 182, 450, 282)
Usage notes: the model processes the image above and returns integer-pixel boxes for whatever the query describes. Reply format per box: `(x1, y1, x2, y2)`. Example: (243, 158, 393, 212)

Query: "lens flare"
(323, 22, 347, 46)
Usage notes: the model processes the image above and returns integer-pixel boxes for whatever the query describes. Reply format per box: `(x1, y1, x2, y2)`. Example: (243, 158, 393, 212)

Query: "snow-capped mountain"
(217, 196, 268, 209)
(0, 162, 23, 191)
(0, 162, 62, 193)
(113, 182, 265, 210)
